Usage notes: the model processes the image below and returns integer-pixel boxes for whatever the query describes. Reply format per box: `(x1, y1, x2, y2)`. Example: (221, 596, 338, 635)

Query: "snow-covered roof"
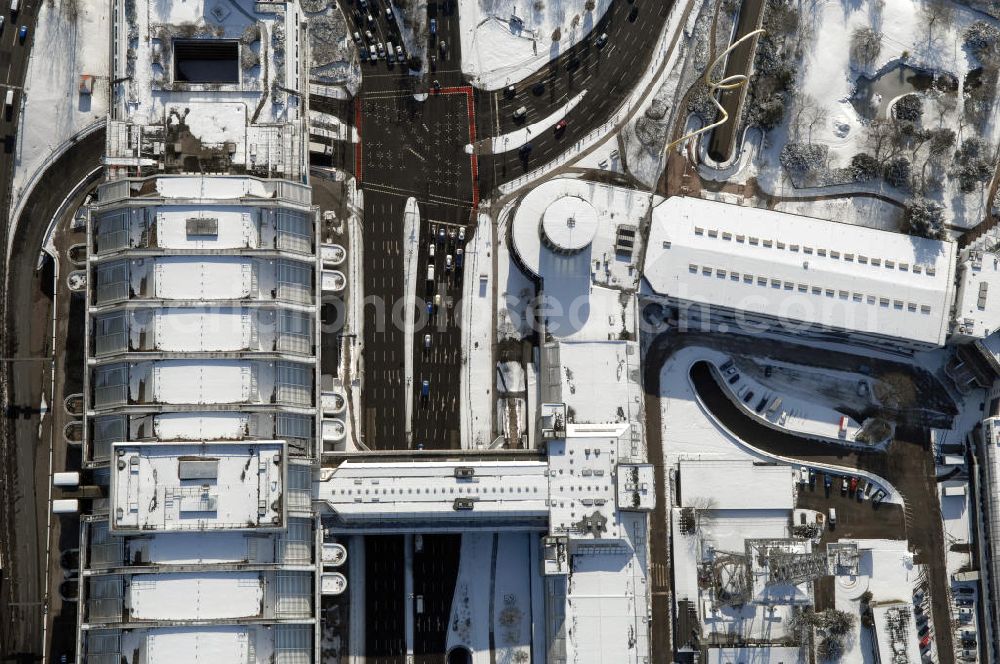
(643, 197, 957, 347)
(316, 460, 550, 525)
(542, 341, 643, 427)
(703, 646, 804, 663)
(129, 572, 264, 620)
(679, 459, 794, 511)
(872, 602, 923, 664)
(115, 624, 308, 664)
(110, 441, 286, 532)
(547, 423, 630, 541)
(953, 249, 1000, 339)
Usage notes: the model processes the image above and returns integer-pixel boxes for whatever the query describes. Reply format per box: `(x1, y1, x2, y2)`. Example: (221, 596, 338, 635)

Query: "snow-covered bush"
(850, 27, 882, 68)
(883, 156, 912, 189)
(953, 136, 994, 192)
(779, 141, 828, 173)
(903, 197, 945, 239)
(964, 20, 1000, 62)
(892, 94, 923, 122)
(849, 153, 880, 181)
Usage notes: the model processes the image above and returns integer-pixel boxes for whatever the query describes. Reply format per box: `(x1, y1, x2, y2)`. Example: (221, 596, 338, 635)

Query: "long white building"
(75, 0, 321, 662)
(643, 197, 958, 351)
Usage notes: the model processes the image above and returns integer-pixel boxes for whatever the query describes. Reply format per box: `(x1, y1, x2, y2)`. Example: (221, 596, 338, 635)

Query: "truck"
(309, 141, 332, 155)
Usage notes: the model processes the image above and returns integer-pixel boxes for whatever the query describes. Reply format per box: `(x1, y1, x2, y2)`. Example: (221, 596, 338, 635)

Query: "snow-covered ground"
(12, 0, 109, 219)
(832, 539, 923, 664)
(743, 0, 1000, 229)
(460, 212, 495, 449)
(459, 0, 612, 90)
(659, 345, 902, 502)
(403, 198, 420, 445)
(491, 91, 585, 152)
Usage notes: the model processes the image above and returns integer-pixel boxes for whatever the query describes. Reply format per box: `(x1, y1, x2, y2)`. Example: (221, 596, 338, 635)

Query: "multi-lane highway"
(476, 0, 672, 194)
(354, 0, 473, 451)
(0, 1, 57, 661)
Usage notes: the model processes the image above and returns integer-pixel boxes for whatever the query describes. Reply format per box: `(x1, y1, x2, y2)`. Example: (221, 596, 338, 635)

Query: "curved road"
(643, 331, 956, 662)
(475, 0, 672, 193)
(0, 126, 103, 660)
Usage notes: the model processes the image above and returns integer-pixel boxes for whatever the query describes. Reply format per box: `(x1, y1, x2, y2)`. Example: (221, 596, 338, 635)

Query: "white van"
(828, 507, 837, 527)
(10, 0, 19, 13)
(426, 265, 434, 281)
(4, 89, 13, 109)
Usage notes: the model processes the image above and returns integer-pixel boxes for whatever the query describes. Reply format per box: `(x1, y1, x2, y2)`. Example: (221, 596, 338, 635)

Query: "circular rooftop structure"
(541, 195, 598, 254)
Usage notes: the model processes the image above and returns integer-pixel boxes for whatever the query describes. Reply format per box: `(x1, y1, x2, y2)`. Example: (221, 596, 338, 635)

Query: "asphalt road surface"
(354, 0, 473, 450)
(0, 2, 59, 661)
(413, 534, 462, 664)
(364, 535, 407, 664)
(475, 0, 672, 193)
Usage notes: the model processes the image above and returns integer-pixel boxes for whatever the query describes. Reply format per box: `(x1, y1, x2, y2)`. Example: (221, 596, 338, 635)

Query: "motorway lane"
(1, 128, 102, 662)
(0, 1, 60, 661)
(364, 535, 407, 664)
(412, 534, 462, 664)
(354, 0, 472, 450)
(476, 0, 671, 192)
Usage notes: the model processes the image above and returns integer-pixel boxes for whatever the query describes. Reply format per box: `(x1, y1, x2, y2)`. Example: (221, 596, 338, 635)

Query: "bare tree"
(922, 0, 954, 45)
(790, 95, 828, 143)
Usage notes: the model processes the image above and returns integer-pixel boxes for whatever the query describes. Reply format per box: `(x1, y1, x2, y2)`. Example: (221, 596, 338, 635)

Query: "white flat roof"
(154, 176, 275, 200)
(644, 197, 956, 347)
(110, 441, 286, 532)
(153, 412, 251, 441)
(872, 603, 923, 664)
(151, 308, 252, 351)
(317, 460, 549, 522)
(156, 206, 260, 249)
(953, 250, 1000, 338)
(154, 256, 254, 300)
(150, 359, 254, 404)
(704, 646, 804, 663)
(679, 460, 794, 511)
(548, 424, 629, 540)
(129, 572, 264, 620)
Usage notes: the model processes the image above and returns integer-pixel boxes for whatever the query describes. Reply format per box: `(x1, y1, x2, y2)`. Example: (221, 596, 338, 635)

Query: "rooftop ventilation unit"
(186, 217, 219, 236)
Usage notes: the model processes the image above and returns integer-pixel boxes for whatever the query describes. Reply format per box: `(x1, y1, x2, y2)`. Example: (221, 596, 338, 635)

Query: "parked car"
(727, 373, 740, 385)
(458, 226, 465, 241)
(424, 334, 431, 349)
(841, 478, 849, 495)
(17, 24, 26, 41)
(430, 18, 437, 34)
(421, 380, 430, 398)
(824, 474, 833, 489)
(743, 390, 754, 404)
(872, 488, 887, 505)
(554, 119, 568, 133)
(849, 477, 859, 493)
(595, 32, 608, 47)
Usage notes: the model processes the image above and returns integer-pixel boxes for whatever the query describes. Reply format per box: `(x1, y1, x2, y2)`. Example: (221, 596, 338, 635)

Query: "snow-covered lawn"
(459, 0, 611, 89)
(13, 0, 109, 216)
(749, 0, 1000, 229)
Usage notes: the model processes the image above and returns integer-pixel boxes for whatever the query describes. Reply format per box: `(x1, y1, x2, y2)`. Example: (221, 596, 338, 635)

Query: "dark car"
(628, 5, 638, 20)
(519, 143, 532, 156)
(727, 373, 740, 385)
(743, 390, 754, 404)
(532, 81, 545, 95)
